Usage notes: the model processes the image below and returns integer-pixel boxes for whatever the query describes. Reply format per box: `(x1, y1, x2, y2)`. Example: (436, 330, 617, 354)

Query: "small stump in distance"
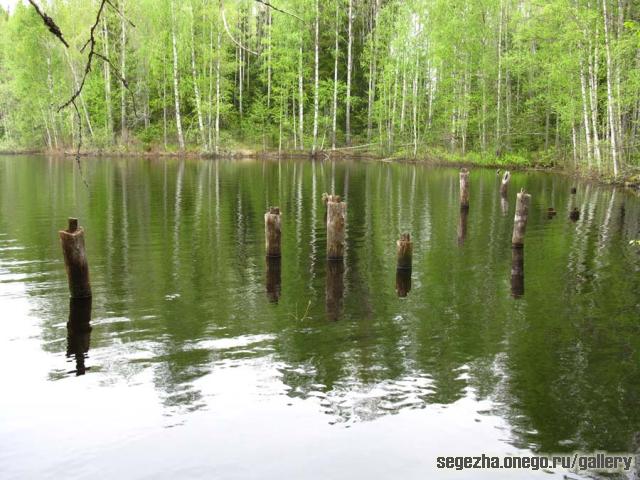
(59, 218, 91, 299)
(511, 189, 531, 247)
(264, 207, 281, 258)
(459, 168, 470, 209)
(500, 171, 511, 197)
(326, 195, 346, 260)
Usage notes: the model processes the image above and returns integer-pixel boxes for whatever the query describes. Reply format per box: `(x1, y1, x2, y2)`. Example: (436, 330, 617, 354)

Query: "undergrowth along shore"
(1, 145, 639, 190)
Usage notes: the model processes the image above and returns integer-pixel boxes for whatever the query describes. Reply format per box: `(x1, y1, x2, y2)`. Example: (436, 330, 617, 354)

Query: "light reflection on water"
(0, 155, 639, 479)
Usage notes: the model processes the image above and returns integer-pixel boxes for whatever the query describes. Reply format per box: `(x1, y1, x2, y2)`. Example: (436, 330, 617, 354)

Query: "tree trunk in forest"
(120, 0, 127, 143)
(171, 0, 185, 150)
(312, 0, 319, 153)
(331, 1, 339, 150)
(190, 7, 206, 150)
(602, 0, 619, 176)
(345, 0, 353, 146)
(215, 31, 221, 154)
(298, 43, 304, 151)
(102, 18, 113, 141)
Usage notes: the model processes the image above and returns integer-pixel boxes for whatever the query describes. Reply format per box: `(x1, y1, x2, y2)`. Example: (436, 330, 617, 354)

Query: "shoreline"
(1, 147, 638, 191)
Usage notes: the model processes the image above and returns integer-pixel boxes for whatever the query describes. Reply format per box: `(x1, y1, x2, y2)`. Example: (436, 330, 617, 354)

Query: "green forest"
(0, 0, 639, 176)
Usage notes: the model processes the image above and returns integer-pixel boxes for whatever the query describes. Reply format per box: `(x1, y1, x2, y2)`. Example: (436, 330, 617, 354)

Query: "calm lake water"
(1, 155, 639, 479)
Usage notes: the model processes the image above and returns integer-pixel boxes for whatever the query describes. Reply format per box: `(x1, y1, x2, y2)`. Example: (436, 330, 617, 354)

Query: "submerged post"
(511, 189, 531, 247)
(500, 170, 511, 197)
(265, 207, 281, 258)
(59, 218, 91, 299)
(458, 207, 469, 246)
(459, 168, 470, 209)
(326, 195, 346, 259)
(396, 233, 412, 270)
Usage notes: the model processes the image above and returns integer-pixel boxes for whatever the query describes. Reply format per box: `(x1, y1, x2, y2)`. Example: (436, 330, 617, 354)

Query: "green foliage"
(0, 0, 638, 174)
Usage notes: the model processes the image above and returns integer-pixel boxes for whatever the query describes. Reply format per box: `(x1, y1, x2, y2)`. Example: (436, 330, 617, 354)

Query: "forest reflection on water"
(0, 155, 639, 479)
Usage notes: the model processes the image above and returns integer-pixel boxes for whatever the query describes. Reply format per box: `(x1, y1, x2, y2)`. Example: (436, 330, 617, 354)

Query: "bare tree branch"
(220, 0, 258, 55)
(27, 0, 69, 48)
(254, 0, 304, 22)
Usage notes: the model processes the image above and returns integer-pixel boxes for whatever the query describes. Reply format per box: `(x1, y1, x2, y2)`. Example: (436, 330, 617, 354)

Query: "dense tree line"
(0, 0, 638, 175)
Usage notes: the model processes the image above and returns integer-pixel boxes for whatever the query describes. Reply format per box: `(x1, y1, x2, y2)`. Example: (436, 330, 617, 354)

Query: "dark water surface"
(1, 155, 639, 479)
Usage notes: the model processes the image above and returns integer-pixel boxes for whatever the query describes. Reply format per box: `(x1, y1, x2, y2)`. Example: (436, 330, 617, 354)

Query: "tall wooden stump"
(510, 246, 524, 298)
(511, 189, 531, 247)
(66, 296, 92, 376)
(59, 218, 91, 299)
(265, 207, 281, 258)
(396, 233, 412, 270)
(500, 170, 511, 197)
(265, 256, 281, 303)
(326, 260, 344, 321)
(396, 269, 412, 298)
(459, 168, 470, 209)
(326, 195, 346, 259)
(457, 207, 469, 246)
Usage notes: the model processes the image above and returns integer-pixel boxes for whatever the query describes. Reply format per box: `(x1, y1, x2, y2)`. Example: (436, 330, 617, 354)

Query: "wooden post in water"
(59, 218, 91, 299)
(500, 170, 511, 197)
(264, 207, 281, 258)
(511, 189, 531, 247)
(326, 195, 346, 259)
(459, 168, 470, 209)
(510, 246, 524, 298)
(396, 233, 412, 270)
(67, 296, 92, 376)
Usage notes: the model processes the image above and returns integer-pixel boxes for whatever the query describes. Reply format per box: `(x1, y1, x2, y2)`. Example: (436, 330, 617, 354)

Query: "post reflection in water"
(511, 246, 525, 298)
(457, 206, 468, 245)
(265, 256, 281, 303)
(500, 193, 509, 216)
(396, 268, 412, 297)
(66, 297, 92, 376)
(325, 260, 344, 321)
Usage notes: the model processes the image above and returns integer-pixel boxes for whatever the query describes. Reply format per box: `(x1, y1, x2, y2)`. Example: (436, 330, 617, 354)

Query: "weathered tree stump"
(265, 207, 281, 258)
(396, 269, 412, 298)
(326, 260, 344, 321)
(511, 189, 531, 247)
(59, 218, 91, 299)
(457, 206, 469, 245)
(326, 196, 346, 259)
(67, 296, 92, 376)
(510, 246, 524, 298)
(459, 168, 470, 209)
(396, 233, 412, 270)
(265, 256, 281, 303)
(500, 170, 511, 197)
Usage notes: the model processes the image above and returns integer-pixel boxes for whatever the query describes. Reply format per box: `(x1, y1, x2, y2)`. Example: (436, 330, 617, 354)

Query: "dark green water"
(0, 155, 639, 479)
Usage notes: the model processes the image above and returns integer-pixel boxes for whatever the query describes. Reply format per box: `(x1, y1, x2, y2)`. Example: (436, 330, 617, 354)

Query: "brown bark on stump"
(396, 233, 412, 270)
(59, 218, 91, 299)
(459, 168, 470, 209)
(511, 189, 531, 247)
(265, 207, 281, 258)
(326, 196, 346, 259)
